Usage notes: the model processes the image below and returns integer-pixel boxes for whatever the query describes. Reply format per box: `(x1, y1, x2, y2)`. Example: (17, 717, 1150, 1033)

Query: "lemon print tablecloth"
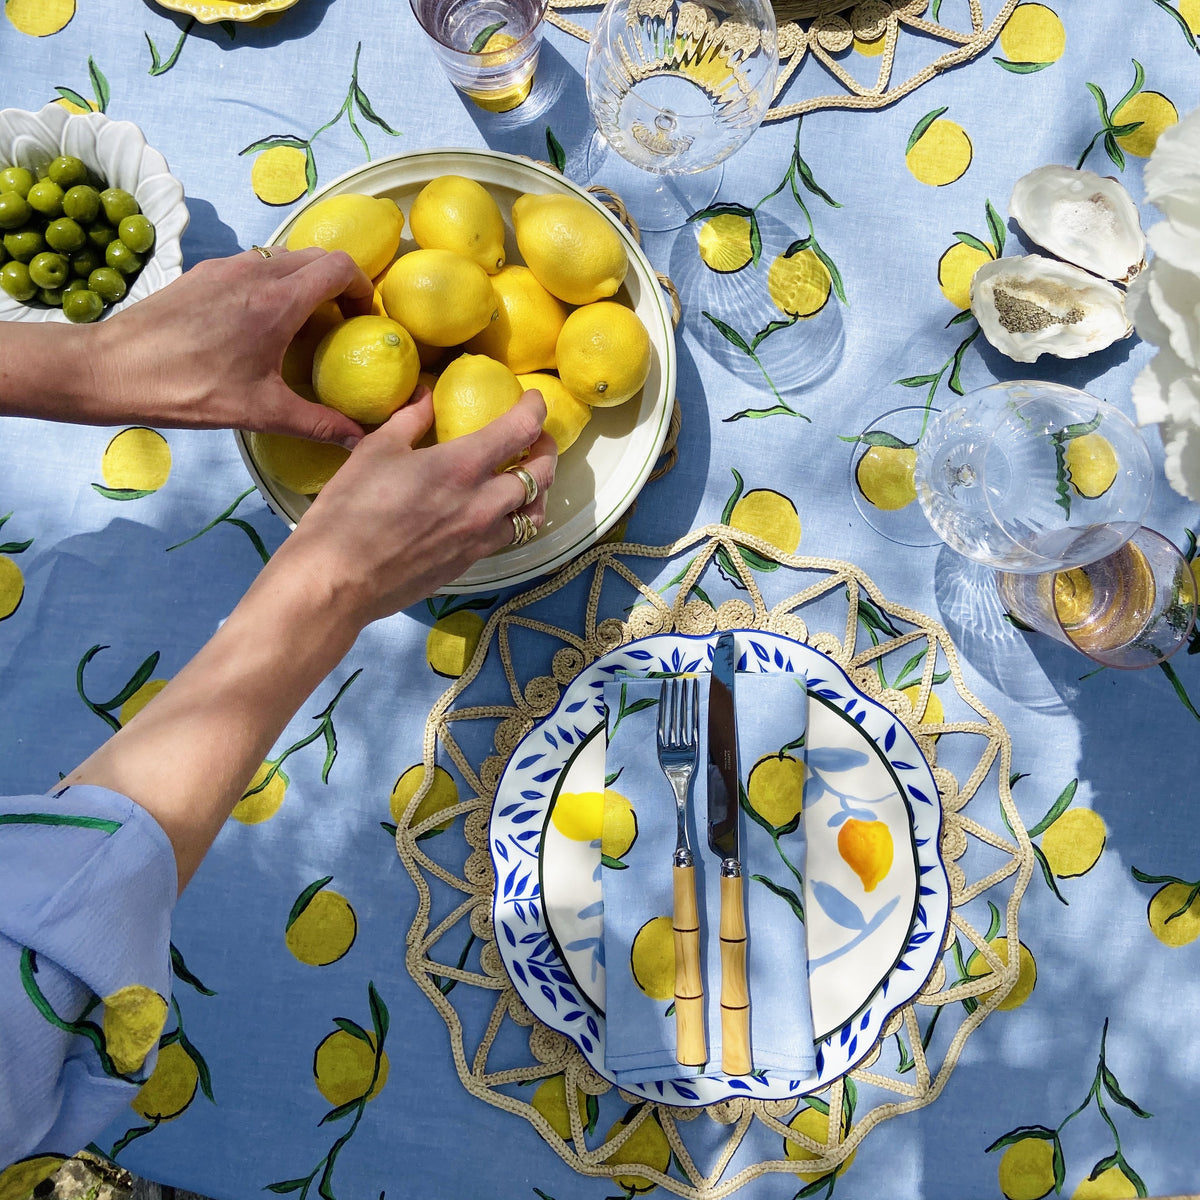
(2, 1, 1200, 1197)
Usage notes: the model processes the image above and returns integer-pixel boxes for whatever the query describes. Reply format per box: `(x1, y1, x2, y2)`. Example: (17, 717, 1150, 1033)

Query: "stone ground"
(36, 1157, 207, 1200)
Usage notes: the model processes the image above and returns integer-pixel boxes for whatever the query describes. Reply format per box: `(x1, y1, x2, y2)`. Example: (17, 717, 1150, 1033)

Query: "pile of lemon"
(250, 176, 653, 499)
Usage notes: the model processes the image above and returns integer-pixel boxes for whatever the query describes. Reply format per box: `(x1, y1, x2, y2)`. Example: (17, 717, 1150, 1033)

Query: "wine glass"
(584, 0, 779, 232)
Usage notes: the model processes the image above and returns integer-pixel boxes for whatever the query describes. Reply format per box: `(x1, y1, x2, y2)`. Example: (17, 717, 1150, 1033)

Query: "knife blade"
(707, 632, 751, 1075)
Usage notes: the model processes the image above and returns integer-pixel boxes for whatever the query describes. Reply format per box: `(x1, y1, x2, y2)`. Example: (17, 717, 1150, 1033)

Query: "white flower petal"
(1147, 257, 1200, 370)
(1144, 106, 1200, 225)
(1126, 263, 1173, 350)
(1131, 359, 1171, 426)
(1160, 417, 1200, 502)
(1148, 217, 1200, 276)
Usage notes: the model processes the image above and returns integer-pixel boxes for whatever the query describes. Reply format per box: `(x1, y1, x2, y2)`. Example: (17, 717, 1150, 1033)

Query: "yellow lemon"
(381, 247, 497, 347)
(838, 817, 894, 892)
(313, 1029, 389, 1107)
(938, 240, 994, 310)
(512, 192, 629, 305)
(119, 678, 169, 725)
(426, 609, 485, 678)
(767, 247, 831, 318)
(556, 301, 651, 408)
(552, 790, 604, 841)
(901, 684, 944, 736)
(409, 174, 506, 274)
(968, 936, 1037, 1010)
(5, 0, 75, 35)
(1071, 1165, 1138, 1199)
(463, 33, 533, 111)
(517, 372, 592, 455)
(285, 193, 404, 279)
(1053, 568, 1096, 629)
(603, 1111, 671, 1193)
(784, 1104, 856, 1182)
(231, 761, 289, 824)
(1147, 882, 1200, 946)
(102, 984, 168, 1074)
(999, 3, 1066, 63)
(629, 915, 675, 1001)
(286, 887, 358, 966)
(391, 763, 459, 832)
(312, 314, 419, 424)
(0, 1156, 66, 1200)
(729, 488, 801, 555)
(998, 1137, 1056, 1200)
(602, 790, 638, 859)
(466, 265, 569, 373)
(55, 95, 97, 116)
(1180, 0, 1200, 32)
(250, 432, 350, 495)
(854, 33, 886, 56)
(906, 118, 973, 186)
(432, 353, 524, 443)
(531, 1075, 589, 1141)
(856, 445, 918, 511)
(1041, 808, 1105, 878)
(251, 145, 309, 207)
(0, 555, 25, 621)
(101, 427, 171, 493)
(1113, 90, 1178, 158)
(132, 1041, 198, 1121)
(1064, 432, 1118, 498)
(697, 213, 753, 273)
(746, 753, 806, 829)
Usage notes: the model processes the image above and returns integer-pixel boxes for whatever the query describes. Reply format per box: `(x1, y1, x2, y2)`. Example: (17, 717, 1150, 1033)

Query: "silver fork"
(657, 676, 706, 1066)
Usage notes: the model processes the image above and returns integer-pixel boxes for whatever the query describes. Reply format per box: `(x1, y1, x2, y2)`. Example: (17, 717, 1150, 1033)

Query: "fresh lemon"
(285, 193, 404, 279)
(1071, 1166, 1138, 1200)
(784, 1104, 856, 1182)
(432, 353, 524, 443)
(101, 427, 171, 492)
(556, 301, 650, 408)
(230, 761, 288, 824)
(1064, 432, 1118, 498)
(767, 247, 831, 317)
(999, 3, 1066, 63)
(729, 488, 801, 555)
(132, 1041, 198, 1121)
(837, 817, 894, 892)
(1041, 808, 1105, 878)
(286, 887, 358, 966)
(409, 174, 506, 274)
(250, 432, 350, 495)
(938, 240, 994, 310)
(603, 1111, 671, 1193)
(968, 936, 1037, 1010)
(0, 1156, 66, 1200)
(901, 684, 944, 735)
(998, 1137, 1056, 1200)
(391, 763, 459, 832)
(517, 372, 592, 454)
(380, 247, 498, 346)
(313, 1029, 389, 1107)
(312, 314, 420, 424)
(531, 1075, 589, 1141)
(426, 609, 485, 678)
(1147, 882, 1200, 946)
(512, 192, 628, 305)
(102, 984, 169, 1074)
(746, 753, 805, 829)
(5, 0, 75, 35)
(119, 678, 169, 725)
(906, 118, 973, 186)
(856, 445, 918, 510)
(0, 556, 25, 622)
(251, 146, 309, 207)
(697, 213, 753, 273)
(629, 915, 675, 1001)
(1113, 90, 1178, 158)
(466, 265, 569, 373)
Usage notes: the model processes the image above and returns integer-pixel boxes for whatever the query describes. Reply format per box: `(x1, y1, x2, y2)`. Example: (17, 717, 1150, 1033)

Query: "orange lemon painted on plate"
(1113, 90, 1178, 158)
(5, 0, 75, 35)
(251, 145, 309, 206)
(997, 1136, 1055, 1200)
(313, 1029, 389, 1106)
(132, 1041, 199, 1121)
(837, 817, 893, 892)
(391, 763, 459, 833)
(906, 115, 973, 186)
(426, 609, 485, 678)
(729, 489, 801, 555)
(1147, 882, 1200, 946)
(230, 761, 289, 824)
(100, 428, 172, 494)
(998, 4, 1065, 64)
(603, 1110, 672, 1194)
(629, 915, 675, 1001)
(968, 936, 1037, 1010)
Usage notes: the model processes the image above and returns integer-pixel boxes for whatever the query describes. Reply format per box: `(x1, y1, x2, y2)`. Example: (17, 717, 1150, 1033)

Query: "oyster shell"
(970, 254, 1132, 363)
(1009, 165, 1146, 283)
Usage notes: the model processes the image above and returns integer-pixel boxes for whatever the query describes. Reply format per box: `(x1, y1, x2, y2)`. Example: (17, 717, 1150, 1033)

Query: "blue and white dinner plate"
(490, 631, 950, 1106)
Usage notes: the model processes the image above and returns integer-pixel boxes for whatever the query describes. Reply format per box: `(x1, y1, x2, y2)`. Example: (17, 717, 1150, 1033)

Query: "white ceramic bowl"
(237, 147, 677, 594)
(0, 104, 188, 322)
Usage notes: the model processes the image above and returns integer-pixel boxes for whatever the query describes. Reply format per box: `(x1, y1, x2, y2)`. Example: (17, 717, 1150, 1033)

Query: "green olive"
(26, 179, 64, 218)
(86, 222, 118, 250)
(100, 187, 139, 225)
(62, 184, 101, 223)
(105, 239, 143, 275)
(3, 228, 45, 263)
(88, 266, 127, 303)
(117, 213, 155, 255)
(0, 166, 35, 198)
(28, 251, 69, 290)
(44, 217, 86, 254)
(38, 286, 65, 307)
(62, 287, 105, 323)
(47, 155, 89, 189)
(63, 278, 91, 293)
(0, 192, 32, 230)
(0, 260, 36, 302)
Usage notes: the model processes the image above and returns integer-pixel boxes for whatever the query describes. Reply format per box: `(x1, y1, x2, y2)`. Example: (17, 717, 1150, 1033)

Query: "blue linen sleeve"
(0, 785, 177, 1168)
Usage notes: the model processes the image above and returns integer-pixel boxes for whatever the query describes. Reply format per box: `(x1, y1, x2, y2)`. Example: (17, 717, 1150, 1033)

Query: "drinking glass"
(913, 380, 1154, 574)
(584, 0, 778, 231)
(409, 0, 548, 113)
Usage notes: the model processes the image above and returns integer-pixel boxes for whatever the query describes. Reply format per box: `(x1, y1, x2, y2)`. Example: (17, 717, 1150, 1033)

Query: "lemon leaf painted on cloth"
(170, 944, 216, 996)
(841, 430, 913, 450)
(352, 83, 401, 136)
(469, 19, 507, 51)
(1027, 778, 1078, 837)
(793, 154, 840, 208)
(906, 107, 948, 155)
(88, 57, 110, 110)
(91, 485, 157, 501)
(1030, 842, 1069, 905)
(993, 57, 1052, 72)
(985, 1124, 1060, 1153)
(333, 1017, 373, 1045)
(76, 644, 162, 733)
(545, 127, 566, 173)
(287, 876, 335, 932)
(241, 133, 310, 156)
(1159, 661, 1200, 722)
(985, 201, 1007, 256)
(1149, 0, 1200, 52)
(750, 873, 804, 922)
(431, 931, 478, 995)
(0, 811, 121, 832)
(705, 312, 752, 355)
(266, 1179, 312, 1195)
(169, 489, 271, 558)
(953, 230, 991, 255)
(751, 316, 799, 349)
(145, 16, 197, 76)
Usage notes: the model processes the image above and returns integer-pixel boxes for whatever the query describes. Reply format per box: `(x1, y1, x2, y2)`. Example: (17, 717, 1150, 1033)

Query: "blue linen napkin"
(601, 670, 814, 1086)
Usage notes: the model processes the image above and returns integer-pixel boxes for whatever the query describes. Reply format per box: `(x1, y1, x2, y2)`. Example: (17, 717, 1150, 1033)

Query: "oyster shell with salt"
(970, 254, 1132, 363)
(1009, 164, 1146, 283)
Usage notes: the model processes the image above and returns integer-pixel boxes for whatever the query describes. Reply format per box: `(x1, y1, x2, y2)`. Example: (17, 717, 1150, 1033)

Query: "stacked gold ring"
(250, 245, 274, 260)
(505, 464, 539, 507)
(509, 511, 537, 547)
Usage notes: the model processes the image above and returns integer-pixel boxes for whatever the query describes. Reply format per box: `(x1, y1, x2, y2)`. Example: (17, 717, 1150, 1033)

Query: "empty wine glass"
(584, 0, 778, 232)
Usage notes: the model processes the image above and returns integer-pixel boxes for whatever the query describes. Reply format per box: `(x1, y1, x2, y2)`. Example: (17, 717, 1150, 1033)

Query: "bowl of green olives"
(0, 103, 188, 323)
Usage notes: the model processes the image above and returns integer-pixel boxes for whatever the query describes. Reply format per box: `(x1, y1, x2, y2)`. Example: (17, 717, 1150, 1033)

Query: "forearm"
(0, 320, 112, 424)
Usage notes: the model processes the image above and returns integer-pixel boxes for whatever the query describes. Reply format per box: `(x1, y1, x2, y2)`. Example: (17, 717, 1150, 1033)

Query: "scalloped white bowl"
(0, 104, 188, 323)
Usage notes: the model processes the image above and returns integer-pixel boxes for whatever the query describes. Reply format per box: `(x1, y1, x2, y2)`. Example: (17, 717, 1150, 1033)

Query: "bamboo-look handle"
(672, 863, 706, 1066)
(719, 871, 751, 1076)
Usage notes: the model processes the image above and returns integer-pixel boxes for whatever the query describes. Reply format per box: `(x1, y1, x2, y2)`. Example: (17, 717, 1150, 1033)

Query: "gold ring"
(505, 464, 538, 507)
(250, 245, 274, 260)
(509, 511, 536, 547)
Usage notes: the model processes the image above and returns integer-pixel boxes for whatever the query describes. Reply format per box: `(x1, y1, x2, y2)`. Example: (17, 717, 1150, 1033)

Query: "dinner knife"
(707, 632, 751, 1076)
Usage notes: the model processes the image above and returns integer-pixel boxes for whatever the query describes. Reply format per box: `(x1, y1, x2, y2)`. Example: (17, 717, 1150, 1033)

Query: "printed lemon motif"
(251, 145, 309, 206)
(603, 1111, 671, 1193)
(426, 609, 485, 678)
(1053, 568, 1095, 628)
(249, 432, 350, 496)
(409, 174, 506, 274)
(132, 1041, 198, 1121)
(1072, 1166, 1138, 1199)
(286, 885, 357, 966)
(906, 116, 973, 186)
(391, 763, 459, 833)
(0, 556, 25, 621)
(531, 1074, 589, 1141)
(1113, 90, 1178, 158)
(551, 789, 637, 859)
(313, 1029, 389, 1106)
(312, 314, 420, 425)
(119, 677, 169, 724)
(630, 915, 675, 1001)
(854, 32, 886, 56)
(999, 4, 1066, 64)
(968, 936, 1037, 1010)
(767, 247, 831, 318)
(938, 240, 994, 310)
(1041, 808, 1106, 877)
(285, 193, 404, 279)
(5, 0, 75, 35)
(512, 192, 629, 305)
(746, 753, 805, 829)
(381, 247, 498, 347)
(1065, 433, 1118, 498)
(901, 684, 944, 736)
(1180, 0, 1200, 32)
(102, 984, 169, 1073)
(432, 354, 524, 443)
(101, 427, 171, 493)
(517, 373, 593, 455)
(465, 33, 532, 111)
(1147, 882, 1200, 946)
(856, 446, 918, 511)
(784, 1105, 856, 1182)
(697, 213, 753, 274)
(729, 489, 801, 554)
(997, 1136, 1055, 1200)
(230, 761, 289, 824)
(0, 1156, 66, 1200)
(465, 264, 569, 373)
(556, 301, 651, 408)
(837, 817, 894, 892)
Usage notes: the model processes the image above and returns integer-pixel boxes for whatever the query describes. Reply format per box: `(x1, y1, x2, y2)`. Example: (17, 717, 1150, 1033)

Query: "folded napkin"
(601, 668, 814, 1086)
